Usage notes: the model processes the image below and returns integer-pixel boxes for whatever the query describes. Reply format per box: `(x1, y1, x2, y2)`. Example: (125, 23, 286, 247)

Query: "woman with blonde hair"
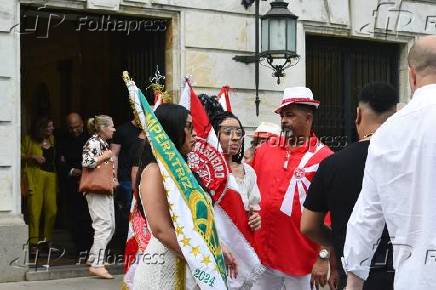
(82, 115, 117, 279)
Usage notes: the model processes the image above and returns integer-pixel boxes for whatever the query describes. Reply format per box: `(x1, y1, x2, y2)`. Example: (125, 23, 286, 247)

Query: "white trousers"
(86, 193, 115, 267)
(252, 267, 311, 290)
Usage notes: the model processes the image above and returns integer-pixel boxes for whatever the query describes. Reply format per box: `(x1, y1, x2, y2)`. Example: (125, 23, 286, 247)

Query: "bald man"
(59, 112, 93, 257)
(342, 36, 436, 290)
(66, 113, 84, 138)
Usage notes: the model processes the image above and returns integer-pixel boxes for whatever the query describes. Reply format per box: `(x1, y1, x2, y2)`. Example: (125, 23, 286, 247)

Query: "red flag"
(180, 79, 212, 139)
(217, 85, 232, 112)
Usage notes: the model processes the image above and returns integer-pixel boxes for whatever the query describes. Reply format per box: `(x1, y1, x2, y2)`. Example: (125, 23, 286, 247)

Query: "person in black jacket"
(58, 112, 93, 257)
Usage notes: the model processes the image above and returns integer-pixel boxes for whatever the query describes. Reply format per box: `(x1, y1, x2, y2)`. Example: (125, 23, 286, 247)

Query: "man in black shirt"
(111, 120, 142, 203)
(110, 119, 142, 250)
(301, 83, 398, 290)
(58, 112, 93, 257)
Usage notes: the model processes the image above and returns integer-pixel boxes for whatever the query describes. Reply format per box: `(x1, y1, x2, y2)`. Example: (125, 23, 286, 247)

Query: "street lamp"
(234, 0, 299, 116)
(261, 0, 299, 84)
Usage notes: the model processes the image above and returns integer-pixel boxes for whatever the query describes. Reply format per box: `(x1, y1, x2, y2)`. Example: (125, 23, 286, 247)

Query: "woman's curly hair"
(198, 94, 224, 121)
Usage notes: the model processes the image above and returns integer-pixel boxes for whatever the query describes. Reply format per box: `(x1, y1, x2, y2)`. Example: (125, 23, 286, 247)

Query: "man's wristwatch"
(319, 249, 329, 260)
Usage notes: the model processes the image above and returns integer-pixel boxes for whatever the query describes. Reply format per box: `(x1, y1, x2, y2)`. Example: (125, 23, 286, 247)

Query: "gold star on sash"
(201, 255, 211, 266)
(171, 213, 179, 223)
(175, 225, 184, 236)
(181, 236, 191, 247)
(191, 246, 200, 257)
(162, 172, 170, 180)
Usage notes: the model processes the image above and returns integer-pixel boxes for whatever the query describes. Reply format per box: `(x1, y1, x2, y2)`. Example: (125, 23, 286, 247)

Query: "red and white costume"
(253, 135, 332, 275)
(188, 138, 265, 289)
(252, 87, 332, 289)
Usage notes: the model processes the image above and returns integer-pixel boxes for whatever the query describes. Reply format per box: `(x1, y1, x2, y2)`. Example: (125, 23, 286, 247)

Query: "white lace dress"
(132, 233, 178, 290)
(132, 178, 179, 290)
(132, 183, 199, 290)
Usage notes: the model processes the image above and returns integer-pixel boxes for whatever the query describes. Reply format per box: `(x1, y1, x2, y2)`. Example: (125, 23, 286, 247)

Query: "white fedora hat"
(274, 87, 320, 114)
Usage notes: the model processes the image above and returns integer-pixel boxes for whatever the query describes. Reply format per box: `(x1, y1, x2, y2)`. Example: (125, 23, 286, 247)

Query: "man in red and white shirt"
(252, 87, 333, 289)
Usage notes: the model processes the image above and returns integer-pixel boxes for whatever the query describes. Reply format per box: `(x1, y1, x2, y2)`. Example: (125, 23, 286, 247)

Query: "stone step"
(25, 264, 124, 281)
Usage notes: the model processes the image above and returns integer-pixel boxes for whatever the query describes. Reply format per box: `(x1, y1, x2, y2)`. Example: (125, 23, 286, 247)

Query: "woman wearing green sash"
(133, 104, 193, 289)
(131, 104, 237, 290)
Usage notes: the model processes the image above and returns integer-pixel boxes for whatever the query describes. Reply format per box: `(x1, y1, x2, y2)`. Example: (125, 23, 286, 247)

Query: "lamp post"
(234, 0, 299, 116)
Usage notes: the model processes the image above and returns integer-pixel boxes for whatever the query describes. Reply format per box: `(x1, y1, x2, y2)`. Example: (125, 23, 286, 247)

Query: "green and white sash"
(124, 73, 227, 289)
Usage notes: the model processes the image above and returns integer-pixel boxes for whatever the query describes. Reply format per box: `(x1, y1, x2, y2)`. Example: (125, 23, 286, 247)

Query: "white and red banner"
(217, 86, 232, 112)
(187, 139, 265, 289)
(179, 78, 220, 149)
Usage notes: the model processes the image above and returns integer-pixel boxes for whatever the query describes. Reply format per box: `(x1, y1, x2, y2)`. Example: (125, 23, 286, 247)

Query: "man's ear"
(408, 66, 417, 93)
(355, 107, 362, 126)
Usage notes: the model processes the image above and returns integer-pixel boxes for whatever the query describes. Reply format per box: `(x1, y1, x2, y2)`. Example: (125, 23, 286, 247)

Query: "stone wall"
(16, 0, 436, 127)
(0, 0, 27, 282)
(80, 0, 436, 126)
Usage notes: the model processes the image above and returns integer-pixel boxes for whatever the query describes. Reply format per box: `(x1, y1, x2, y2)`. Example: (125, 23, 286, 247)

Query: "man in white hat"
(251, 87, 333, 289)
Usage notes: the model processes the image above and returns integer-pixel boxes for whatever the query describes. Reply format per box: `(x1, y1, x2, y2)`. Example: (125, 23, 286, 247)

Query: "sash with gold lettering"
(123, 73, 227, 289)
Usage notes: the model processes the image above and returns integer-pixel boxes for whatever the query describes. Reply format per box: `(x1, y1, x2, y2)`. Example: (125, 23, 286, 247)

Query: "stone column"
(0, 0, 28, 282)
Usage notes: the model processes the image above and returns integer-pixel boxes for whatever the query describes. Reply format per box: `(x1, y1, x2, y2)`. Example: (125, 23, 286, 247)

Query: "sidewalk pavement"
(0, 275, 331, 290)
(0, 275, 123, 290)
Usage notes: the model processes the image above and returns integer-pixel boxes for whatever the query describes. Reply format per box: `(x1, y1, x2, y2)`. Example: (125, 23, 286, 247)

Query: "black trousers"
(363, 269, 395, 290)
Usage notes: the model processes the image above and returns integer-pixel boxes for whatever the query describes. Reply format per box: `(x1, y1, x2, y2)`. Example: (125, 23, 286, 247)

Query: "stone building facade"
(0, 0, 435, 282)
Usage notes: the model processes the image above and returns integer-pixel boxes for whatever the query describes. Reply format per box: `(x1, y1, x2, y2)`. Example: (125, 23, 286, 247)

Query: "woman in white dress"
(210, 111, 263, 289)
(132, 104, 236, 290)
(211, 112, 261, 231)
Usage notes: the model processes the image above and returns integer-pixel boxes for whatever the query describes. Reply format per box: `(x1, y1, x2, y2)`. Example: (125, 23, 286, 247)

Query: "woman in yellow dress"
(21, 116, 57, 249)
